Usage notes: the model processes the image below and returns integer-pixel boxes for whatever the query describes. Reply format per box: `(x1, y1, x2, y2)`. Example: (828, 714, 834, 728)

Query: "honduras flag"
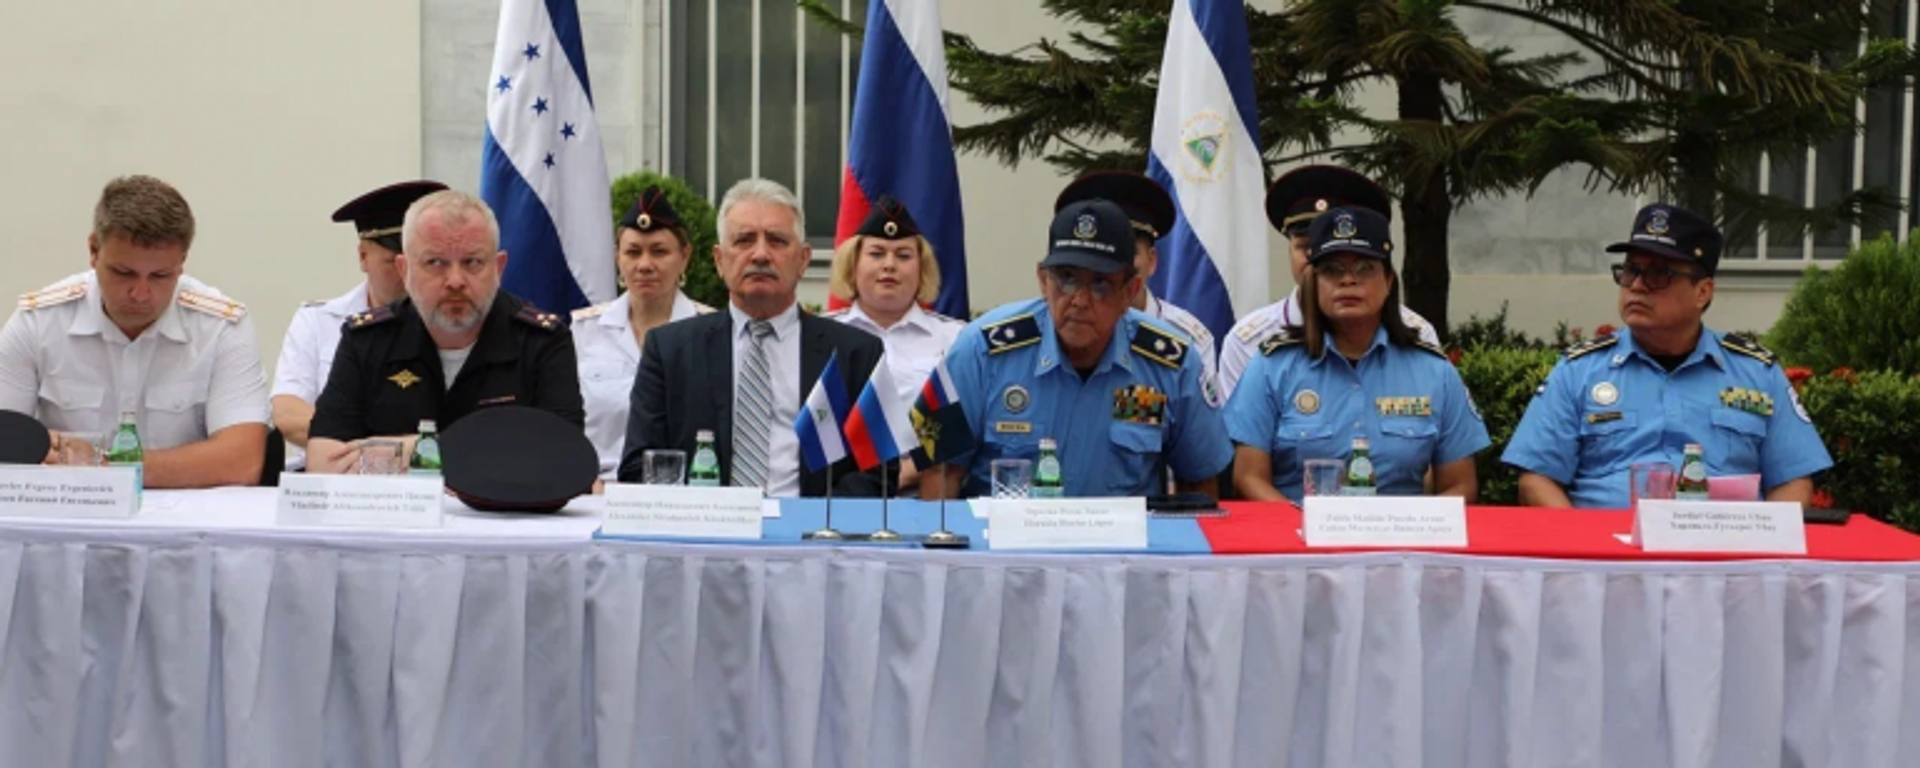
(1145, 0, 1269, 345)
(832, 0, 969, 317)
(794, 352, 853, 474)
(842, 355, 918, 471)
(480, 0, 615, 314)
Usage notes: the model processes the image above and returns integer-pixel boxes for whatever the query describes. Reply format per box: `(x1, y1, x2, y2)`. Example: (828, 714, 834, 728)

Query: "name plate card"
(602, 484, 764, 540)
(1632, 500, 1806, 555)
(1302, 496, 1468, 548)
(0, 466, 139, 520)
(985, 497, 1148, 551)
(276, 474, 445, 529)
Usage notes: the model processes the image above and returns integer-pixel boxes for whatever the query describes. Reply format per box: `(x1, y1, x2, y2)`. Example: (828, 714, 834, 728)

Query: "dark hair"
(621, 221, 691, 251)
(1294, 259, 1419, 359)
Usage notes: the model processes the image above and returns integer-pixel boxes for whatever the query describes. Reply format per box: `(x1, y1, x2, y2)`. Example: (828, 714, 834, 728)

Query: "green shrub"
(1766, 233, 1920, 374)
(1448, 302, 1547, 351)
(1453, 345, 1561, 505)
(1796, 368, 1920, 530)
(609, 172, 728, 309)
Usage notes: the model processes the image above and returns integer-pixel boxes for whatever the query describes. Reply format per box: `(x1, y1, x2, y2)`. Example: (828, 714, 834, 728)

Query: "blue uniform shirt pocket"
(1109, 420, 1163, 494)
(1577, 410, 1637, 475)
(1272, 418, 1339, 477)
(1708, 407, 1767, 474)
(1378, 417, 1439, 488)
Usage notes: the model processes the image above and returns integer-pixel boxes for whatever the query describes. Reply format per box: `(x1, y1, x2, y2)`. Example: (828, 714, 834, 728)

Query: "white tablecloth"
(0, 489, 1915, 768)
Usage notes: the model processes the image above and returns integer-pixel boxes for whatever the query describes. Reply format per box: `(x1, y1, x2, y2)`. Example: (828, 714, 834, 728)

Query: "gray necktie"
(732, 319, 775, 488)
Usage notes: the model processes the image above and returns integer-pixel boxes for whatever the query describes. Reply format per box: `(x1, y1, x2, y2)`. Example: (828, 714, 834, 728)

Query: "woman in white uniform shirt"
(573, 186, 714, 477)
(825, 195, 963, 489)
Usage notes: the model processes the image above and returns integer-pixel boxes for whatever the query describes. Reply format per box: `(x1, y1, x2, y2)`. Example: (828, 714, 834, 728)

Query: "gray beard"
(424, 294, 491, 335)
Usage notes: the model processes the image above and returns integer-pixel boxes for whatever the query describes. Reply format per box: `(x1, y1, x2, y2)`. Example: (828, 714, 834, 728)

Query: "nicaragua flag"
(907, 359, 973, 470)
(842, 355, 919, 471)
(832, 0, 969, 318)
(1144, 0, 1269, 345)
(480, 0, 615, 314)
(794, 352, 853, 474)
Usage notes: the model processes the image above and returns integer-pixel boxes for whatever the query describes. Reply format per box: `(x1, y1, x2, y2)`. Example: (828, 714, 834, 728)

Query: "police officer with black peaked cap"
(271, 180, 449, 471)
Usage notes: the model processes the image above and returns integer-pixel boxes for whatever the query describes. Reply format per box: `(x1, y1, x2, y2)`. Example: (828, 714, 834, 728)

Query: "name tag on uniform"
(1631, 500, 1806, 554)
(601, 484, 764, 540)
(277, 473, 445, 529)
(980, 497, 1148, 550)
(0, 466, 139, 520)
(1302, 496, 1468, 548)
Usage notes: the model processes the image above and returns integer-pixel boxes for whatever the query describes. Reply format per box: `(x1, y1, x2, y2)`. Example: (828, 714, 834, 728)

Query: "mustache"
(742, 265, 781, 279)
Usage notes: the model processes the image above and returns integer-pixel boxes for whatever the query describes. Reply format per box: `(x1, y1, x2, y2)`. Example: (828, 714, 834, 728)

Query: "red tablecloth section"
(1196, 503, 1920, 562)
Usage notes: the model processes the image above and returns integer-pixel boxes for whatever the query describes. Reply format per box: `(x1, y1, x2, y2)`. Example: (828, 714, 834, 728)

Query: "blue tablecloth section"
(596, 498, 1214, 553)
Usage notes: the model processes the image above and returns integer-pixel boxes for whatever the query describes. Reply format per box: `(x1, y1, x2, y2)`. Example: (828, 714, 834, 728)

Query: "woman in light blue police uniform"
(572, 186, 713, 478)
(1223, 206, 1489, 503)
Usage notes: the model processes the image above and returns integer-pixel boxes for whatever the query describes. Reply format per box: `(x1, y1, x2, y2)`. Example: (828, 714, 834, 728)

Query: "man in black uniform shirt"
(307, 190, 584, 473)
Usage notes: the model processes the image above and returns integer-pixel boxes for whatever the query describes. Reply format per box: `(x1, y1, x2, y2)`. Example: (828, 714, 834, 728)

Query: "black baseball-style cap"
(1265, 166, 1392, 236)
(1306, 206, 1394, 264)
(1054, 171, 1176, 241)
(331, 181, 450, 253)
(1041, 199, 1136, 275)
(1605, 203, 1723, 277)
(440, 406, 598, 513)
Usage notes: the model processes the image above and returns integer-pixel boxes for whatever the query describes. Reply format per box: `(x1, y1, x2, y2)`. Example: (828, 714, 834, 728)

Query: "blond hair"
(828, 234, 941, 305)
(92, 175, 195, 249)
(402, 190, 501, 254)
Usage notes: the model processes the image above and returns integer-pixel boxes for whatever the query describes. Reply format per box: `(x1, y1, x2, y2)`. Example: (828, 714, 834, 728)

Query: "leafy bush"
(1795, 368, 1920, 530)
(1448, 302, 1547, 351)
(609, 172, 728, 309)
(1453, 345, 1561, 504)
(1767, 233, 1920, 374)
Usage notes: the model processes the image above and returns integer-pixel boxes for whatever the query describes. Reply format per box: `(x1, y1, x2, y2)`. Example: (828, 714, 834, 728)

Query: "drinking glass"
(990, 458, 1033, 499)
(357, 439, 406, 476)
(54, 431, 107, 467)
(1630, 462, 1677, 508)
(1302, 458, 1346, 497)
(643, 449, 687, 485)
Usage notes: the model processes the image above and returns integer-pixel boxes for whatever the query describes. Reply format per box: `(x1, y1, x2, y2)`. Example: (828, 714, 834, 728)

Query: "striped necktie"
(732, 319, 775, 488)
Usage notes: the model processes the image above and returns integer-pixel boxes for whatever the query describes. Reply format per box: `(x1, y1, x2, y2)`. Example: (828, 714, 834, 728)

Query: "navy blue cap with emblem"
(1306, 206, 1394, 264)
(1265, 165, 1392, 236)
(440, 405, 598, 513)
(619, 185, 684, 234)
(854, 194, 923, 239)
(1041, 199, 1135, 275)
(331, 180, 450, 253)
(1605, 203, 1722, 277)
(1054, 171, 1175, 241)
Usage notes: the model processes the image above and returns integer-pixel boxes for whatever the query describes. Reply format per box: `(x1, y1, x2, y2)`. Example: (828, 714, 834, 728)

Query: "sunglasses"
(1611, 262, 1702, 291)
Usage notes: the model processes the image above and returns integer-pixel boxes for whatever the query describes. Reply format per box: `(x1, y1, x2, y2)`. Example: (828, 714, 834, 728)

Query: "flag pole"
(807, 462, 845, 541)
(924, 465, 965, 548)
(870, 461, 901, 541)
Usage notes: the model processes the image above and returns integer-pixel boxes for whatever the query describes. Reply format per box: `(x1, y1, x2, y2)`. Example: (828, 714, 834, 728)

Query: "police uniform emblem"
(1293, 389, 1321, 415)
(1591, 382, 1619, 406)
(389, 370, 422, 390)
(1332, 212, 1357, 239)
(1074, 214, 1099, 240)
(1002, 384, 1031, 414)
(1313, 198, 1329, 212)
(1790, 386, 1811, 422)
(1647, 208, 1670, 235)
(883, 220, 899, 237)
(636, 212, 652, 230)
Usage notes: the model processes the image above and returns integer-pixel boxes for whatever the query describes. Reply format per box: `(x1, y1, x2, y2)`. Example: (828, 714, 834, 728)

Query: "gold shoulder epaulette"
(1260, 331, 1304, 356)
(693, 300, 717, 315)
(981, 313, 1041, 355)
(1720, 333, 1778, 367)
(17, 281, 88, 311)
(1564, 335, 1620, 360)
(1130, 322, 1189, 370)
(176, 290, 248, 324)
(346, 305, 397, 330)
(514, 303, 562, 331)
(571, 302, 609, 322)
(1414, 340, 1448, 359)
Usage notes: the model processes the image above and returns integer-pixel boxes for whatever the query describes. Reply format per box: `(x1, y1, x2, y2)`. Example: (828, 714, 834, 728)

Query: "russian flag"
(832, 0, 969, 318)
(794, 352, 853, 474)
(480, 0, 615, 314)
(1144, 0, 1269, 345)
(842, 355, 918, 471)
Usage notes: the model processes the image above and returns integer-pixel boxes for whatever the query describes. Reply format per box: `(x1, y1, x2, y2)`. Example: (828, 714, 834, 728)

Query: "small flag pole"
(924, 465, 965, 548)
(807, 462, 845, 541)
(870, 461, 902, 542)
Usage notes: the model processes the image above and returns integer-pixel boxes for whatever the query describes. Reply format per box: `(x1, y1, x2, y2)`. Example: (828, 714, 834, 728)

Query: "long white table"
(0, 489, 1915, 768)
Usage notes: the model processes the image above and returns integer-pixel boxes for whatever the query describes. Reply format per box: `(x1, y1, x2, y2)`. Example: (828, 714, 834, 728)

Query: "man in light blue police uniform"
(1503, 203, 1832, 508)
(919, 198, 1232, 499)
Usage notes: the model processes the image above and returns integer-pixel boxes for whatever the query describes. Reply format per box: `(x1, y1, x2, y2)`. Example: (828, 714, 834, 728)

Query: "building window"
(665, 0, 868, 247)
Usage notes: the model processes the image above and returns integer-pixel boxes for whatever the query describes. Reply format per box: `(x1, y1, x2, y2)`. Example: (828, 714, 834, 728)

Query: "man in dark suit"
(618, 178, 886, 496)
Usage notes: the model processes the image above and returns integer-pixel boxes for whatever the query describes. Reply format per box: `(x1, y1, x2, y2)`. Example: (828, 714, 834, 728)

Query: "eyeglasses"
(1046, 267, 1129, 301)
(1611, 262, 1699, 291)
(1314, 260, 1383, 281)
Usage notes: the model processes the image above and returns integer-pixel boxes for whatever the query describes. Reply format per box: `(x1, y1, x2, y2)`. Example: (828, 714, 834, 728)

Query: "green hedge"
(609, 172, 728, 309)
(1452, 345, 1559, 505)
(1767, 233, 1920, 374)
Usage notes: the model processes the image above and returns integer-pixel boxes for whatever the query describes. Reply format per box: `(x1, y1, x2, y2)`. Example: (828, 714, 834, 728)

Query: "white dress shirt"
(830, 302, 964, 404)
(0, 270, 270, 450)
(270, 282, 369, 469)
(729, 303, 802, 497)
(573, 291, 711, 477)
(1217, 286, 1441, 401)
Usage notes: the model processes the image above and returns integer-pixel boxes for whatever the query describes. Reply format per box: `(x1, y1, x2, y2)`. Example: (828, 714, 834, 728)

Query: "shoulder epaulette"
(1563, 334, 1620, 360)
(514, 303, 562, 331)
(176, 290, 248, 324)
(1720, 333, 1778, 367)
(299, 299, 326, 309)
(346, 305, 397, 330)
(981, 313, 1041, 355)
(1259, 331, 1304, 356)
(693, 300, 717, 315)
(1234, 312, 1279, 343)
(1131, 322, 1189, 369)
(1414, 340, 1449, 359)
(16, 281, 88, 311)
(571, 302, 610, 322)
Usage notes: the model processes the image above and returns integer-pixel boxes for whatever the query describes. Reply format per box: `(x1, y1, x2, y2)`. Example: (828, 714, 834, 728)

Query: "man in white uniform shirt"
(271, 180, 447, 470)
(0, 175, 269, 487)
(1218, 165, 1439, 401)
(1053, 171, 1221, 405)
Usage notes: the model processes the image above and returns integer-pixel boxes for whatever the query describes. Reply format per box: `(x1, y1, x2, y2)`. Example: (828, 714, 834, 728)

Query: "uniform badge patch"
(1293, 389, 1320, 415)
(1591, 382, 1619, 406)
(1790, 386, 1810, 423)
(983, 314, 1041, 355)
(389, 370, 422, 390)
(1002, 384, 1031, 414)
(994, 421, 1032, 434)
(1114, 384, 1169, 426)
(1585, 411, 1624, 425)
(1130, 323, 1188, 369)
